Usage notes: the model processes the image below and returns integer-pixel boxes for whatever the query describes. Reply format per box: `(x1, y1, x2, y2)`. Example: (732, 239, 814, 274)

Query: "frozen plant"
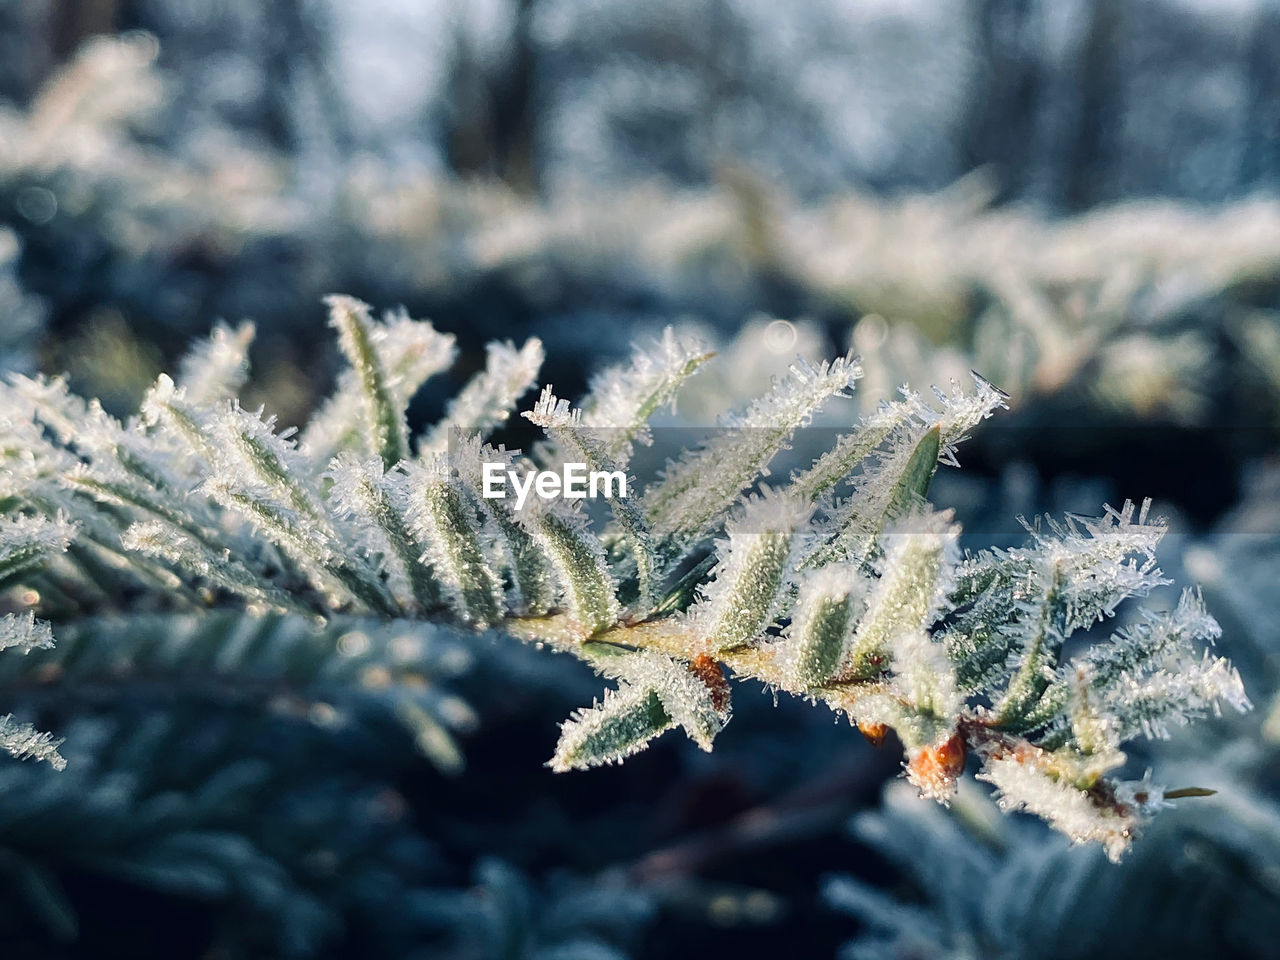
(826, 775, 1280, 960)
(0, 516, 73, 769)
(0, 296, 1247, 859)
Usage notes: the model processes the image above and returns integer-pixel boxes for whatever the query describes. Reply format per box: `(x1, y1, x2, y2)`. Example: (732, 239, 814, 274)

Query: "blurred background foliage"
(2, 1, 1280, 958)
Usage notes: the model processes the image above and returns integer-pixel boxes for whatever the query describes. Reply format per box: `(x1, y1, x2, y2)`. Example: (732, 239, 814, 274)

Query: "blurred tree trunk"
(51, 0, 120, 59)
(491, 0, 538, 193)
(1242, 5, 1280, 189)
(0, 0, 128, 104)
(962, 0, 1119, 211)
(262, 0, 352, 160)
(961, 0, 1042, 202)
(1061, 0, 1118, 210)
(445, 0, 540, 194)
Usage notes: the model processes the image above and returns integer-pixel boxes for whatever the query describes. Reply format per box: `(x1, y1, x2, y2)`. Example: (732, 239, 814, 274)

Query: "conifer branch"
(0, 302, 1246, 859)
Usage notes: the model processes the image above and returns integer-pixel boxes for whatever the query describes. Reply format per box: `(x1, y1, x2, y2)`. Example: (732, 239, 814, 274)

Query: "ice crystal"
(0, 716, 66, 771)
(0, 515, 76, 584)
(0, 612, 55, 655)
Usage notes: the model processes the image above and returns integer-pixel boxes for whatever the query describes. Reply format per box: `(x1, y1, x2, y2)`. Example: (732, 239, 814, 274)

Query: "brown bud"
(906, 731, 966, 801)
(689, 653, 730, 712)
(857, 721, 889, 747)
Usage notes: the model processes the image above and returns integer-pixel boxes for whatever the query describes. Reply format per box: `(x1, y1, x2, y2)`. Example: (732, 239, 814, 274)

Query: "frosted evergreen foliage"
(827, 776, 1280, 959)
(0, 297, 1245, 857)
(517, 494, 621, 636)
(0, 525, 69, 768)
(447, 435, 555, 616)
(646, 352, 862, 544)
(0, 515, 76, 585)
(303, 297, 457, 466)
(682, 487, 812, 653)
(577, 327, 714, 468)
(176, 321, 255, 406)
(522, 383, 657, 609)
(401, 456, 504, 628)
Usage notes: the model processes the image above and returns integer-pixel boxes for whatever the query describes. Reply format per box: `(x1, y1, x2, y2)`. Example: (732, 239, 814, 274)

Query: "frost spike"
(327, 295, 409, 468)
(176, 320, 255, 405)
(139, 374, 219, 462)
(787, 408, 904, 506)
(403, 459, 504, 628)
(421, 338, 543, 453)
(523, 385, 657, 610)
(148, 377, 332, 531)
(842, 510, 958, 679)
(1095, 647, 1249, 744)
(906, 372, 1009, 467)
(302, 305, 456, 465)
(0, 612, 55, 655)
(520, 504, 620, 636)
(0, 715, 66, 770)
(549, 685, 674, 772)
(805, 423, 941, 570)
(943, 500, 1171, 699)
(685, 488, 811, 653)
(578, 327, 714, 468)
(1081, 588, 1220, 691)
(326, 455, 439, 612)
(229, 487, 395, 613)
(483, 508, 555, 617)
(990, 566, 1068, 729)
(976, 747, 1138, 862)
(783, 566, 860, 688)
(583, 650, 730, 752)
(121, 521, 307, 614)
(142, 380, 367, 599)
(0, 613, 64, 769)
(64, 472, 226, 555)
(799, 369, 1007, 568)
(448, 438, 555, 616)
(0, 515, 75, 586)
(217, 407, 336, 528)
